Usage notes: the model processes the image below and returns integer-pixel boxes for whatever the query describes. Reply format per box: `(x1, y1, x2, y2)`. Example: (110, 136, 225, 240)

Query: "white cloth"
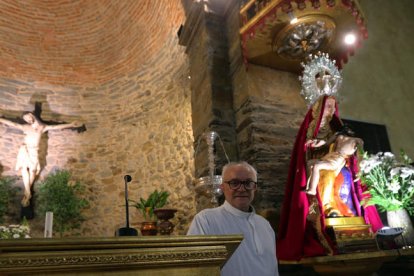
(187, 201, 279, 276)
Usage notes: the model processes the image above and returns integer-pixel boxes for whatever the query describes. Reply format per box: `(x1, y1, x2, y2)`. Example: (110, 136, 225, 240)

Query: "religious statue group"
(277, 53, 383, 260)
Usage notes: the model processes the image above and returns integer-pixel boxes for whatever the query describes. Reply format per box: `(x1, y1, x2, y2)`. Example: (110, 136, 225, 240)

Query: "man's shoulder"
(195, 206, 223, 217)
(187, 206, 227, 235)
(252, 213, 269, 222)
(252, 213, 275, 231)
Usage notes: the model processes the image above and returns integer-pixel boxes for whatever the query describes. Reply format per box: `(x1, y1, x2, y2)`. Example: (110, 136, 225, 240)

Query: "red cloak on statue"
(277, 95, 383, 261)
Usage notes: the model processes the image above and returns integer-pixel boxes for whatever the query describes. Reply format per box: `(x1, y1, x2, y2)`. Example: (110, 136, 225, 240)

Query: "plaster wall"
(340, 0, 414, 158)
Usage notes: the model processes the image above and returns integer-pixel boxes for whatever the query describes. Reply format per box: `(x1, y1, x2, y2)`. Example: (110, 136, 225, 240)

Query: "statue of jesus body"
(0, 112, 81, 206)
(305, 129, 364, 196)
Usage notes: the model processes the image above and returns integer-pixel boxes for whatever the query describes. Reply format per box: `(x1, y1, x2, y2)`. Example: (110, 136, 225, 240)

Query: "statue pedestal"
(325, 216, 378, 253)
(0, 235, 242, 275)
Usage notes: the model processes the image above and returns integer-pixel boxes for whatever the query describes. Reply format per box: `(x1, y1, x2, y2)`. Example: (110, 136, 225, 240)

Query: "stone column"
(179, 0, 238, 179)
(225, 0, 305, 214)
(180, 0, 306, 219)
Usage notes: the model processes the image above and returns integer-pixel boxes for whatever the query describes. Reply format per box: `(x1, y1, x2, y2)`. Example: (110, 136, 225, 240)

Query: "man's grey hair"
(221, 161, 257, 182)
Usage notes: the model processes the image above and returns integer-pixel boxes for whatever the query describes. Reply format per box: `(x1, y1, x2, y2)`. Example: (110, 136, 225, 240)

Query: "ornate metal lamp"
(194, 131, 230, 204)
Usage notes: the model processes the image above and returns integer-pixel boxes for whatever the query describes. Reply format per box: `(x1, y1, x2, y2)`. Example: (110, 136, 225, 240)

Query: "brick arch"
(0, 0, 185, 85)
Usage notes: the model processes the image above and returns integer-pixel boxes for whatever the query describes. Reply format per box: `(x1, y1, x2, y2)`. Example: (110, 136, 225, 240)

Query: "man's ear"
(220, 183, 225, 190)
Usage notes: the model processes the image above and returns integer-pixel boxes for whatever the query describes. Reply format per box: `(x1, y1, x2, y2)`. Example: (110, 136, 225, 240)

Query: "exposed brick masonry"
(0, 0, 195, 237)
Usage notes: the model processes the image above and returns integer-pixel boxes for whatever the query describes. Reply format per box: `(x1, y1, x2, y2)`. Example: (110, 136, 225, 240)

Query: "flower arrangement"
(359, 150, 414, 215)
(0, 218, 30, 239)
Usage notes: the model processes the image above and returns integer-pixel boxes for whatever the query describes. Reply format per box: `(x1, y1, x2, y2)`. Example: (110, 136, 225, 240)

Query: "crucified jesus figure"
(0, 112, 83, 207)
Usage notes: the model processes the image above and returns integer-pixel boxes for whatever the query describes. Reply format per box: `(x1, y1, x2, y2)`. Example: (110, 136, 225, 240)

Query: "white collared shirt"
(187, 201, 279, 276)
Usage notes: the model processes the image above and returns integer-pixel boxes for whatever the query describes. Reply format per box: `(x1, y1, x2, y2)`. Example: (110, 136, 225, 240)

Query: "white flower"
(400, 167, 414, 178)
(360, 159, 382, 173)
(0, 224, 31, 239)
(390, 167, 401, 178)
(388, 179, 401, 194)
(361, 150, 414, 213)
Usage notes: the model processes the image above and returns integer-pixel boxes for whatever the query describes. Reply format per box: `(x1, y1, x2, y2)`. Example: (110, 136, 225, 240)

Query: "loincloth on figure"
(15, 145, 40, 172)
(321, 152, 347, 175)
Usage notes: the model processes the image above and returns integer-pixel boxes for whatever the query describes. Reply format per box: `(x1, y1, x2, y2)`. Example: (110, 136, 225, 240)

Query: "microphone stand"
(116, 175, 138, 236)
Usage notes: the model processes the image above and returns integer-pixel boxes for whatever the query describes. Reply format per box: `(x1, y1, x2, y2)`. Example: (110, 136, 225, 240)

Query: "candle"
(44, 211, 53, 238)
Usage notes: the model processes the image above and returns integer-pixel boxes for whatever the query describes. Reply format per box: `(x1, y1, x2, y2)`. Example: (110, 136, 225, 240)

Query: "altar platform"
(279, 247, 414, 275)
(0, 235, 242, 275)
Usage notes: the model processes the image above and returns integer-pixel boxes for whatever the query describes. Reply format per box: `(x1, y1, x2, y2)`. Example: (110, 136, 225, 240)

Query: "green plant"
(0, 177, 18, 224)
(359, 150, 414, 215)
(36, 170, 89, 237)
(130, 190, 169, 221)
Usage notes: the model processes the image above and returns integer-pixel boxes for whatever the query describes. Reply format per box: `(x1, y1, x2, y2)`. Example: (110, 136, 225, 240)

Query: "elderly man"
(187, 161, 279, 276)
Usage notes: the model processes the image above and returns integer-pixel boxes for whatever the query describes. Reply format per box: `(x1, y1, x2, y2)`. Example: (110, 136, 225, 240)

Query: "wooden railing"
(240, 0, 282, 35)
(0, 235, 243, 275)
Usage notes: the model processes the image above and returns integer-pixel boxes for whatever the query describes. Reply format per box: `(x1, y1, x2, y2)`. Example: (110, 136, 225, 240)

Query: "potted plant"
(35, 170, 89, 237)
(129, 189, 169, 235)
(153, 207, 177, 235)
(359, 150, 414, 246)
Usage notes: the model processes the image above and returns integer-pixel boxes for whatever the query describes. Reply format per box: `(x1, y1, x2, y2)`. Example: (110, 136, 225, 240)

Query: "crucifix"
(0, 103, 86, 208)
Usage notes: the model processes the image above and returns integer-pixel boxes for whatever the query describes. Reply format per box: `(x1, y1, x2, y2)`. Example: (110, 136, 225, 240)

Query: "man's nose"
(237, 184, 247, 191)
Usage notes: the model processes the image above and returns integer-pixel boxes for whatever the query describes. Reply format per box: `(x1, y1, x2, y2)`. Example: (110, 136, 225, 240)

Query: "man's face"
(220, 165, 256, 212)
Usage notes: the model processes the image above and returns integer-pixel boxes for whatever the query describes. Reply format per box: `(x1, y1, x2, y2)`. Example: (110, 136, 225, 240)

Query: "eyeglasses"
(223, 179, 257, 190)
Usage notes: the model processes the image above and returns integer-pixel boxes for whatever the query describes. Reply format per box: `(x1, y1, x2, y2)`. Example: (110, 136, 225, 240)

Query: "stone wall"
(180, 0, 239, 211)
(226, 0, 305, 214)
(182, 0, 308, 215)
(0, 33, 196, 237)
(239, 66, 305, 210)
